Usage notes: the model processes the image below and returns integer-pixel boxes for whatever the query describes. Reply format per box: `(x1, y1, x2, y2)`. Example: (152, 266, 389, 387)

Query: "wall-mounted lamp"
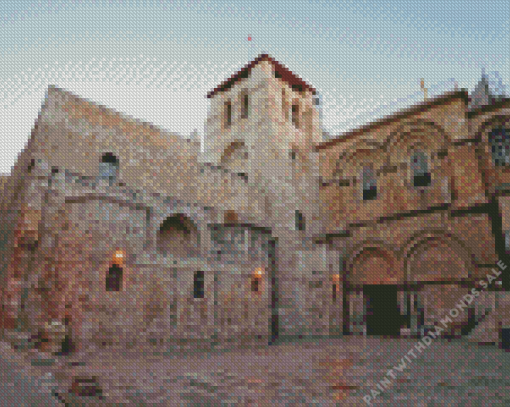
(112, 249, 125, 265)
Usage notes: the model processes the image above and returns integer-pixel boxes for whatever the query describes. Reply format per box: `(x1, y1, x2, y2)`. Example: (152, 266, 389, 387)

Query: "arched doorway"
(345, 247, 405, 336)
(406, 237, 472, 337)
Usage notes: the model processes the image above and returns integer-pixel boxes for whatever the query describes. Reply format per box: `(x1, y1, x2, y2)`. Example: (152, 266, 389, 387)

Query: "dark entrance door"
(364, 285, 400, 336)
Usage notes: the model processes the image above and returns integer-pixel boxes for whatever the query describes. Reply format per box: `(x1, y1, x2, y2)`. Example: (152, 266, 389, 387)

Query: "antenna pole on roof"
(420, 78, 428, 101)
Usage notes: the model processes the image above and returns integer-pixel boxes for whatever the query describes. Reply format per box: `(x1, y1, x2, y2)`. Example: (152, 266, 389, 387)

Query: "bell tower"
(200, 54, 321, 184)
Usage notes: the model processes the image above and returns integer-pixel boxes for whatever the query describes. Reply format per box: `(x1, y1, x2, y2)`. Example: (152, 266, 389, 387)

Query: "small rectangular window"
(362, 166, 377, 201)
(411, 151, 431, 187)
(363, 187, 377, 201)
(251, 277, 260, 292)
(225, 101, 232, 127)
(100, 153, 119, 181)
(413, 173, 431, 187)
(193, 270, 205, 298)
(241, 93, 249, 119)
(292, 104, 299, 128)
(106, 265, 123, 292)
(295, 210, 305, 231)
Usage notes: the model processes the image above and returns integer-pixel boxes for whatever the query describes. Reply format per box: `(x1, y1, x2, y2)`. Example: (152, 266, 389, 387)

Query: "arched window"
(193, 270, 205, 298)
(221, 141, 248, 166)
(362, 166, 377, 201)
(411, 151, 431, 187)
(106, 264, 123, 291)
(282, 89, 287, 120)
(99, 153, 119, 181)
(489, 126, 510, 167)
(292, 104, 299, 128)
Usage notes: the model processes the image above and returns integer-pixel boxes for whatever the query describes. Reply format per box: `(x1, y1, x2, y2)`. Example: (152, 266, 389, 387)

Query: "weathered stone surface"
(0, 55, 508, 355)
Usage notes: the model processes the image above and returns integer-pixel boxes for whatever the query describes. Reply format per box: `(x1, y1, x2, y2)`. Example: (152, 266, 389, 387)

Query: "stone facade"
(1, 54, 509, 355)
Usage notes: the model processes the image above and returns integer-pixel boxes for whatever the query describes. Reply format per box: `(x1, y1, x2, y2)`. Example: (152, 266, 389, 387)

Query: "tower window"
(362, 166, 377, 201)
(106, 264, 123, 292)
(193, 270, 205, 299)
(282, 89, 288, 120)
(292, 104, 299, 128)
(225, 101, 232, 127)
(241, 93, 249, 119)
(411, 151, 431, 187)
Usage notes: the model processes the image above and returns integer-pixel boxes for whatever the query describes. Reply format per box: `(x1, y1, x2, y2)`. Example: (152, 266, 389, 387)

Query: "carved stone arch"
(338, 137, 385, 161)
(474, 114, 510, 143)
(156, 212, 200, 257)
(402, 230, 477, 337)
(345, 241, 403, 286)
(401, 230, 474, 283)
(383, 119, 450, 162)
(337, 145, 387, 180)
(220, 140, 250, 174)
(221, 140, 248, 163)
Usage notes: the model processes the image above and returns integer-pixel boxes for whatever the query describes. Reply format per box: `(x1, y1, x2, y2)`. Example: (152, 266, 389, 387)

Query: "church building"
(0, 54, 509, 354)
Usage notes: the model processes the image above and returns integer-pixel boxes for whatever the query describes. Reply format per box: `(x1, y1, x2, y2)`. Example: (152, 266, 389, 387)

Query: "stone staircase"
(466, 291, 510, 345)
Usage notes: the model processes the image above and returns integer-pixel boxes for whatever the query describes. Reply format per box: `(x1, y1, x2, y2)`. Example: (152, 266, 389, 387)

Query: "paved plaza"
(1, 336, 509, 406)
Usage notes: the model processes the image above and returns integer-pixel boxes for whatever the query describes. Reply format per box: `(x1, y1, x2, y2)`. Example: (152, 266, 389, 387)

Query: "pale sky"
(1, 0, 509, 174)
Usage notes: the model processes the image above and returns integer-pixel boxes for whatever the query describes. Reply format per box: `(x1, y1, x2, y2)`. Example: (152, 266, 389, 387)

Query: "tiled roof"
(206, 54, 316, 98)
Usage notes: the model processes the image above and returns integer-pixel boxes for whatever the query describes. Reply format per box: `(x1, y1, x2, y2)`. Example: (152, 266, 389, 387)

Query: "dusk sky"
(1, 0, 508, 173)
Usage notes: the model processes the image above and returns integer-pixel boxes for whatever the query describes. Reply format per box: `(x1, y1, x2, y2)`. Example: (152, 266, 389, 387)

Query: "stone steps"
(467, 292, 510, 344)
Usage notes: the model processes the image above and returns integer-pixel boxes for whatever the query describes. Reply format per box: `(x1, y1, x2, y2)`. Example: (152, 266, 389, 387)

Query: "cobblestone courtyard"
(1, 335, 509, 406)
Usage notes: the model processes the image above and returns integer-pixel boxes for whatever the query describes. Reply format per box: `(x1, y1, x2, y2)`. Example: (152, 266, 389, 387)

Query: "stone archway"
(157, 214, 199, 258)
(348, 246, 401, 286)
(405, 236, 473, 337)
(345, 246, 405, 336)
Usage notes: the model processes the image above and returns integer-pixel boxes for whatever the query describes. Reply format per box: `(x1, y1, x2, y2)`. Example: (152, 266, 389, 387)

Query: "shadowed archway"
(157, 214, 199, 258)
